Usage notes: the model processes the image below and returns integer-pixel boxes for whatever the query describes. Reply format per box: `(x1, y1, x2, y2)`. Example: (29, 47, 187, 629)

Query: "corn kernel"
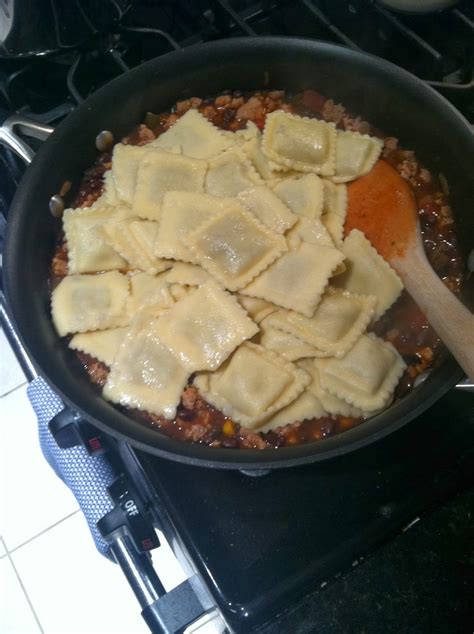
(223, 420, 235, 436)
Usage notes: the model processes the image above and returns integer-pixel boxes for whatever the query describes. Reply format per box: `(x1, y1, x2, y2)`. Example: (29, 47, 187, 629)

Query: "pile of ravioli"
(52, 108, 407, 434)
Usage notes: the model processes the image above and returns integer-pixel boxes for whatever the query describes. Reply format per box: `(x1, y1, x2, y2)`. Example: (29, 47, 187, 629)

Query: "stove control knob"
(49, 408, 107, 454)
(98, 474, 159, 553)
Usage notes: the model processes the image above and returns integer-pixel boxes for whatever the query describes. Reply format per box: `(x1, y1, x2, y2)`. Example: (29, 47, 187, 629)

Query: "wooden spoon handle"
(398, 248, 474, 380)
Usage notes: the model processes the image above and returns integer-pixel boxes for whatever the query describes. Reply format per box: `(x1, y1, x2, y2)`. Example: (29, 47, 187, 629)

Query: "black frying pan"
(3, 38, 473, 469)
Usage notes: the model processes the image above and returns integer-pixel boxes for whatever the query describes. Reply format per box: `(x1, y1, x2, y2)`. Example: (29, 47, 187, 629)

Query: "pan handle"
(0, 113, 54, 164)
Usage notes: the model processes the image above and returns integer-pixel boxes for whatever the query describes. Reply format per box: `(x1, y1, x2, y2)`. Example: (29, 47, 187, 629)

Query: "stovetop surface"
(1, 1, 473, 632)
(131, 389, 474, 632)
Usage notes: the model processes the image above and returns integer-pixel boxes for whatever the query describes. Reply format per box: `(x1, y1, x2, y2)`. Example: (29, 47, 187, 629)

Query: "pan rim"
(33, 362, 463, 470)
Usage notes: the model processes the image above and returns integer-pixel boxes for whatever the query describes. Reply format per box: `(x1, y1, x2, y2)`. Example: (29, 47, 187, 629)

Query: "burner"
(0, 0, 472, 120)
(67, 28, 181, 104)
(1, 56, 76, 116)
(0, 0, 132, 58)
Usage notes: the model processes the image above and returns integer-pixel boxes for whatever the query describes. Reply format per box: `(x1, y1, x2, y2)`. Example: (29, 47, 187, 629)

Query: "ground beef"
(321, 99, 346, 124)
(181, 386, 198, 410)
(135, 124, 156, 145)
(239, 427, 268, 450)
(182, 423, 209, 443)
(176, 97, 203, 114)
(342, 115, 371, 134)
(383, 137, 399, 152)
(236, 96, 266, 120)
(72, 152, 111, 208)
(75, 352, 109, 388)
(51, 245, 68, 279)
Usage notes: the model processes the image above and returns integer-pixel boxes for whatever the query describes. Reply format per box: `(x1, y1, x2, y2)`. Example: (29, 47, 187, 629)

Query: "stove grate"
(0, 0, 472, 240)
(0, 0, 472, 120)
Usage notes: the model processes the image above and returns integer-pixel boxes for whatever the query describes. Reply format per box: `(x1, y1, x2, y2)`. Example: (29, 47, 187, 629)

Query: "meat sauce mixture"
(51, 89, 464, 450)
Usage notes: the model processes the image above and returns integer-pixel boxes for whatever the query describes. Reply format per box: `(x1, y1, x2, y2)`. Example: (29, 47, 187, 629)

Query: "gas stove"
(1, 2, 473, 633)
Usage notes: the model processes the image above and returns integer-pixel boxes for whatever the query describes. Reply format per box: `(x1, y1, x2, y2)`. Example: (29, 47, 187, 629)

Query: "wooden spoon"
(346, 159, 474, 380)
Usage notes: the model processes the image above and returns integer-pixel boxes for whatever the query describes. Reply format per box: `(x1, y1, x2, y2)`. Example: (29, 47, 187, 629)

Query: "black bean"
(176, 407, 196, 422)
(221, 436, 238, 448)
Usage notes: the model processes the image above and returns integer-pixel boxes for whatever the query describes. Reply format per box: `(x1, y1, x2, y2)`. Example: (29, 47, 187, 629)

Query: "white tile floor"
(0, 330, 223, 634)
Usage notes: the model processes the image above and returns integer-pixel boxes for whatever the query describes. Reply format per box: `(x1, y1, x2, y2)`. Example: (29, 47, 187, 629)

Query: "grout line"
(4, 542, 45, 634)
(0, 380, 28, 399)
(0, 536, 8, 559)
(7, 509, 80, 555)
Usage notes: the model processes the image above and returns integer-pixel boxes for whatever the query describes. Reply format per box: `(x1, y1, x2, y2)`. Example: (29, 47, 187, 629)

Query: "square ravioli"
(100, 218, 171, 274)
(103, 314, 189, 419)
(104, 170, 120, 206)
(69, 327, 128, 367)
(332, 130, 383, 183)
(165, 262, 211, 286)
(337, 229, 403, 321)
(150, 108, 233, 158)
(243, 135, 281, 181)
(205, 148, 262, 197)
(259, 320, 321, 361)
(154, 280, 259, 372)
(63, 206, 127, 274)
(193, 342, 310, 429)
(286, 217, 334, 250)
(133, 151, 207, 220)
(242, 241, 344, 318)
(93, 170, 119, 207)
(111, 144, 153, 204)
(237, 185, 297, 234)
(258, 391, 326, 432)
(129, 220, 160, 259)
(322, 180, 348, 247)
(235, 295, 278, 323)
(298, 359, 363, 418)
(168, 283, 195, 301)
(51, 271, 130, 336)
(266, 288, 376, 358)
(183, 205, 287, 291)
(273, 174, 324, 219)
(262, 111, 337, 175)
(314, 334, 406, 413)
(154, 191, 234, 263)
(126, 271, 174, 314)
(130, 220, 174, 273)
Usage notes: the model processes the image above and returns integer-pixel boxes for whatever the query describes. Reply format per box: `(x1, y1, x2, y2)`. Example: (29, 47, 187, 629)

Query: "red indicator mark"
(88, 437, 102, 452)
